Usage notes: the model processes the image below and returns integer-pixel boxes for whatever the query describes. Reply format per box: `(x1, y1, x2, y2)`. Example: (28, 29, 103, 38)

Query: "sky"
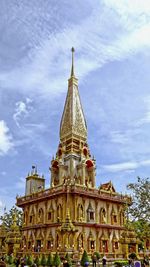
(0, 0, 150, 215)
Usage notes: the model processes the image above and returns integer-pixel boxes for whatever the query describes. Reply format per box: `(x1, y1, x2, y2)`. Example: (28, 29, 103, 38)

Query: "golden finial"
(71, 47, 75, 77)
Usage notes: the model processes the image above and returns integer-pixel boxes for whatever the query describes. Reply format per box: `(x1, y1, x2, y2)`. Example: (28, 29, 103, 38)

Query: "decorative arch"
(86, 160, 93, 169)
(111, 207, 118, 225)
(100, 208, 107, 224)
(100, 231, 109, 253)
(77, 203, 84, 221)
(83, 147, 88, 157)
(38, 207, 44, 223)
(52, 161, 59, 186)
(77, 233, 84, 250)
(57, 204, 62, 222)
(28, 206, 34, 224)
(24, 211, 28, 225)
(52, 160, 59, 169)
(119, 209, 125, 226)
(88, 230, 95, 251)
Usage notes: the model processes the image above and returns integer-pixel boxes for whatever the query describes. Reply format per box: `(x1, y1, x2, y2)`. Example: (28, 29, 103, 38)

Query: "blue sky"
(0, 0, 150, 215)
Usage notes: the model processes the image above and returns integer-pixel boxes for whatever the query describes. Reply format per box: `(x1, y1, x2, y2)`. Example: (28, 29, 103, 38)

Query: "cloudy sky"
(0, 0, 150, 215)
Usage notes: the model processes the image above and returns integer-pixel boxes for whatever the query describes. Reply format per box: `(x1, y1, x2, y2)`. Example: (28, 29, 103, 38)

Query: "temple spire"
(71, 47, 75, 77)
(60, 48, 87, 142)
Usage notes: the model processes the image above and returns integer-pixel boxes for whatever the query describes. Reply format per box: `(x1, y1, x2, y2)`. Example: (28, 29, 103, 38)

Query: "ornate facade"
(16, 48, 135, 258)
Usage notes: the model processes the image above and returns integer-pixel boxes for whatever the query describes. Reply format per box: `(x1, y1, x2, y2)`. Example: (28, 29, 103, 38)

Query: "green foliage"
(5, 255, 10, 263)
(27, 255, 33, 266)
(8, 255, 14, 264)
(41, 254, 47, 266)
(47, 253, 53, 267)
(53, 252, 61, 267)
(128, 253, 137, 260)
(34, 256, 41, 267)
(65, 253, 72, 267)
(0, 205, 23, 230)
(127, 177, 150, 241)
(132, 220, 150, 240)
(93, 252, 100, 260)
(81, 250, 89, 267)
(114, 260, 128, 267)
(127, 177, 150, 223)
(24, 255, 28, 265)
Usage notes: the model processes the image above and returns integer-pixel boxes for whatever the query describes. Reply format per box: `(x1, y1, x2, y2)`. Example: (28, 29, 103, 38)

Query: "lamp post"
(51, 243, 53, 251)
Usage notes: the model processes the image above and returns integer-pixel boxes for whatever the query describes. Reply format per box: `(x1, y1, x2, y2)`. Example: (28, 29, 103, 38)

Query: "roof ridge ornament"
(71, 47, 75, 77)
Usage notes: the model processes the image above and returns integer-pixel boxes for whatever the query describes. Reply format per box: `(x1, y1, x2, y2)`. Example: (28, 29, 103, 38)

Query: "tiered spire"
(60, 48, 87, 142)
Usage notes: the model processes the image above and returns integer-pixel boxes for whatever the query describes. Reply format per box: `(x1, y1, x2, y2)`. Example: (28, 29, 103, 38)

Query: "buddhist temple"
(16, 48, 136, 258)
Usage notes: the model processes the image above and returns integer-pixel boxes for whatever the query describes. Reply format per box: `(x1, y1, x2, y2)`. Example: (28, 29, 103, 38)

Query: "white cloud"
(102, 161, 138, 172)
(103, 0, 150, 16)
(102, 158, 150, 172)
(0, 1, 150, 97)
(13, 98, 33, 127)
(0, 120, 14, 156)
(110, 131, 129, 144)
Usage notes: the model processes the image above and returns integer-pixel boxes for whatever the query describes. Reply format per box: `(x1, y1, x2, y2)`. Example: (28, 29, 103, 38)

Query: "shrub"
(34, 256, 41, 267)
(65, 253, 72, 267)
(114, 260, 128, 267)
(41, 254, 47, 266)
(81, 250, 89, 267)
(53, 252, 61, 267)
(128, 253, 137, 260)
(93, 252, 100, 260)
(8, 255, 14, 264)
(47, 253, 53, 267)
(27, 255, 33, 266)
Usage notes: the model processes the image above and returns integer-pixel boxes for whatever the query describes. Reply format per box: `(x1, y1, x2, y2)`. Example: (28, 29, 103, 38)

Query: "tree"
(127, 177, 150, 222)
(127, 177, 150, 240)
(0, 206, 23, 230)
(81, 250, 89, 267)
(47, 253, 53, 267)
(53, 253, 61, 267)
